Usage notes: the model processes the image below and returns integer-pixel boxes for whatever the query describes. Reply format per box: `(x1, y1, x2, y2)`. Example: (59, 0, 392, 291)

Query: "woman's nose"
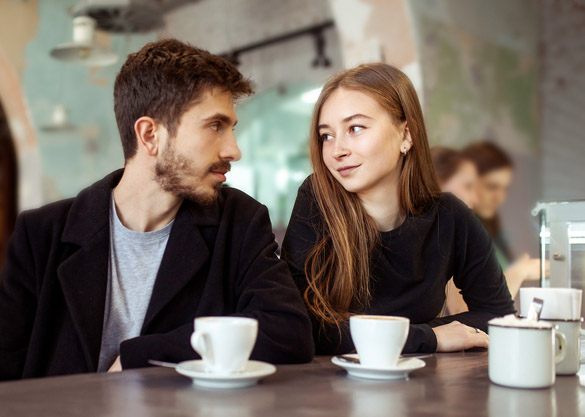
(332, 139, 350, 159)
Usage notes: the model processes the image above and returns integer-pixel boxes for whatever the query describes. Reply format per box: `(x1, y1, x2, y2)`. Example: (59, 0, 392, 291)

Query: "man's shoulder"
(18, 170, 118, 238)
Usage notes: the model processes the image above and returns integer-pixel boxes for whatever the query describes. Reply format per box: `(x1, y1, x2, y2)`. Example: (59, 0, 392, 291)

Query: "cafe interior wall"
(407, 0, 585, 258)
(1, 0, 584, 257)
(408, 0, 542, 257)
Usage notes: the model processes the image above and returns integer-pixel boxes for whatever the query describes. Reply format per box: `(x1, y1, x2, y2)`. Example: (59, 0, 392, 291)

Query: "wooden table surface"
(1, 352, 584, 417)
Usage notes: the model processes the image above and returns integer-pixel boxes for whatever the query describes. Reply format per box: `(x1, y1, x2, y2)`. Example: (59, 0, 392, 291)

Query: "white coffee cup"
(191, 316, 258, 374)
(541, 318, 583, 375)
(519, 288, 582, 320)
(349, 315, 410, 369)
(488, 316, 566, 389)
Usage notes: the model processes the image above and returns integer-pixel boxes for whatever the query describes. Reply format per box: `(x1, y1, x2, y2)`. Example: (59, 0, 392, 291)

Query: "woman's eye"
(350, 125, 364, 134)
(321, 133, 334, 142)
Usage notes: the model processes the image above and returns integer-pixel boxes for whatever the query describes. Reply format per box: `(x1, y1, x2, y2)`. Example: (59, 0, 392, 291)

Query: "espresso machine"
(532, 200, 585, 318)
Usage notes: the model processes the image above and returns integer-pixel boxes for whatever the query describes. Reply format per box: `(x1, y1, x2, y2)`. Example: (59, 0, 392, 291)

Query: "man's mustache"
(208, 160, 231, 173)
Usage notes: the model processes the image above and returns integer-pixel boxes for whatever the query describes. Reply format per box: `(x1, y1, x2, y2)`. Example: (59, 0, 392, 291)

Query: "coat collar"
(57, 169, 221, 370)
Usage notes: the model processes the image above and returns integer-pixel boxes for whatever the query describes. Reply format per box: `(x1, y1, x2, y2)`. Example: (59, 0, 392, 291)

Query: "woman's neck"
(358, 181, 404, 232)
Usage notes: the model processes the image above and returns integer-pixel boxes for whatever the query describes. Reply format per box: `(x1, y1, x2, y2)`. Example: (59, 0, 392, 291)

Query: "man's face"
(155, 87, 241, 205)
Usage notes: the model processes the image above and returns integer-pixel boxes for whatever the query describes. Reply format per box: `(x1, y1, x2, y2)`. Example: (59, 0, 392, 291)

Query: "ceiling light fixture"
(49, 16, 118, 66)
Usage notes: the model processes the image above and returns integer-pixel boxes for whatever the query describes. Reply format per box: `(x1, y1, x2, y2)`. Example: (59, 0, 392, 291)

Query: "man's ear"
(134, 116, 164, 156)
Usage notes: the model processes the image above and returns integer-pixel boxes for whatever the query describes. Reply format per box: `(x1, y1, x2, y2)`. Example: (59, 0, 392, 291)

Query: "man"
(0, 39, 313, 380)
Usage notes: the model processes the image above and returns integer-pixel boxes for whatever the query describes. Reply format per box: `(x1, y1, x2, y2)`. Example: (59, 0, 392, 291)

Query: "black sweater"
(281, 177, 515, 354)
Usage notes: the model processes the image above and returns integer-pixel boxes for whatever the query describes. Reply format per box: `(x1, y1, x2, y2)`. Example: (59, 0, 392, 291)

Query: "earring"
(402, 147, 408, 155)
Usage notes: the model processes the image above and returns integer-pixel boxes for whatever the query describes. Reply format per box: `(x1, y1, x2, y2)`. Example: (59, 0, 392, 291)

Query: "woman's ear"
(134, 116, 164, 157)
(400, 123, 413, 155)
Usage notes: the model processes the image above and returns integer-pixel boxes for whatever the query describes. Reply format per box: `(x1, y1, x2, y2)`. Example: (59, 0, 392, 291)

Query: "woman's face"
(474, 167, 513, 219)
(441, 161, 478, 209)
(318, 88, 409, 198)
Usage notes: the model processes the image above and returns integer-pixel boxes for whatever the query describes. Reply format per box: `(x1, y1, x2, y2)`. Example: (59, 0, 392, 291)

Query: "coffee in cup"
(349, 315, 410, 369)
(191, 316, 258, 374)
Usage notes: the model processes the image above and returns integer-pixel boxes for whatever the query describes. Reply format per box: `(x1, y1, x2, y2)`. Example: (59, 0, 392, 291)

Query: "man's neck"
(113, 162, 182, 233)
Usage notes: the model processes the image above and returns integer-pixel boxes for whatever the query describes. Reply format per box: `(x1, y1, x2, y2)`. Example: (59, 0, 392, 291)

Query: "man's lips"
(210, 170, 229, 181)
(337, 165, 360, 177)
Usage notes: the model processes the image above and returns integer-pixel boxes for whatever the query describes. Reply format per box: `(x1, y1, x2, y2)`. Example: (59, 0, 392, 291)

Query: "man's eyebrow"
(202, 113, 237, 127)
(318, 114, 372, 131)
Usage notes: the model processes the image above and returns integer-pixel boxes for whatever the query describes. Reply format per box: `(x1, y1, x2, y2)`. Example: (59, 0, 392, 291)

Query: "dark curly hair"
(114, 38, 254, 160)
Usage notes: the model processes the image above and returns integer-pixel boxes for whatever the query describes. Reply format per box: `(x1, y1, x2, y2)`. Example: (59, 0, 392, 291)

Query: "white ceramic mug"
(542, 318, 582, 375)
(349, 315, 410, 369)
(191, 316, 258, 374)
(519, 288, 582, 320)
(488, 317, 566, 389)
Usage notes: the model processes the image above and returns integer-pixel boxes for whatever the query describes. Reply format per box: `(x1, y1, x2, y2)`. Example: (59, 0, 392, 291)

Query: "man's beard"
(154, 141, 230, 206)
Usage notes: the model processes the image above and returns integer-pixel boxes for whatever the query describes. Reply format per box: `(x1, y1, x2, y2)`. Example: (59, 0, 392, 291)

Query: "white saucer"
(175, 360, 276, 389)
(331, 354, 426, 381)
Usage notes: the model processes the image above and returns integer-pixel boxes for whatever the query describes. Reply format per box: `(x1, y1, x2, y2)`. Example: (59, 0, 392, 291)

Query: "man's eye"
(210, 124, 219, 131)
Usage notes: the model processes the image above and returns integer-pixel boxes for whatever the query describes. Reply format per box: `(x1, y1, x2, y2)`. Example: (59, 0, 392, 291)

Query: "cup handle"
(555, 329, 567, 364)
(191, 330, 210, 359)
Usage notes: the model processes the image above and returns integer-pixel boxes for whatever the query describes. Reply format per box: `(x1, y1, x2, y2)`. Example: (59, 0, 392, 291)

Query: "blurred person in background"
(430, 146, 478, 210)
(431, 145, 542, 314)
(461, 141, 544, 300)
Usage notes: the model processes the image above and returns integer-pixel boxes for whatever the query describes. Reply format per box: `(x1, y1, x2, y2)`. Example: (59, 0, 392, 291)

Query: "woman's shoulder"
(429, 192, 473, 218)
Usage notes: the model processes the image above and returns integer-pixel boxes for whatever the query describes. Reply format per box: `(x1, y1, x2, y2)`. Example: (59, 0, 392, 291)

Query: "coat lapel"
(57, 227, 109, 371)
(57, 170, 122, 371)
(141, 200, 218, 331)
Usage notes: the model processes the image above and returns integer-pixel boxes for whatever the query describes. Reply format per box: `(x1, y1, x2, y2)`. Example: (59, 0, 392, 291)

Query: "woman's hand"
(432, 321, 489, 352)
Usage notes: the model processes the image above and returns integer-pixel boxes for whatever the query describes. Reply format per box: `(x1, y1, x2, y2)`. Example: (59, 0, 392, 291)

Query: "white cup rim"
(194, 316, 258, 325)
(488, 322, 554, 330)
(350, 314, 410, 323)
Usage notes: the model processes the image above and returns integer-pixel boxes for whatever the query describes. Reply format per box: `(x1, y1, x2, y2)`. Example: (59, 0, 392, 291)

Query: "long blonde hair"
(305, 63, 440, 328)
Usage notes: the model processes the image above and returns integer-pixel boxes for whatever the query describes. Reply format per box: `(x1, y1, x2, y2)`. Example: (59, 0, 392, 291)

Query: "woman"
(281, 63, 515, 355)
(461, 142, 543, 298)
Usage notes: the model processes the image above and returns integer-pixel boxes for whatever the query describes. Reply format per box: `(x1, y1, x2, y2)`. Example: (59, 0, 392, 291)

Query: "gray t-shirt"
(97, 197, 174, 371)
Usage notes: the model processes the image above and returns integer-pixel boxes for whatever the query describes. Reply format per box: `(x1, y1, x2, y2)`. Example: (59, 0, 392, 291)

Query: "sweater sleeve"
(121, 201, 314, 368)
(427, 197, 516, 331)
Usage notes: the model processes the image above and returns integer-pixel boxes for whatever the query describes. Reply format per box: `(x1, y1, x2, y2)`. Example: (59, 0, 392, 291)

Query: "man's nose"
(220, 131, 241, 162)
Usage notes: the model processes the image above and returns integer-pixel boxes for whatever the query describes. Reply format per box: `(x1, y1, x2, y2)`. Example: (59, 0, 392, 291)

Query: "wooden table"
(1, 352, 583, 416)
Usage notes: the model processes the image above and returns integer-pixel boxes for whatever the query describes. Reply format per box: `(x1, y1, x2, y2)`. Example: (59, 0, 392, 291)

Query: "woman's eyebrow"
(318, 113, 373, 130)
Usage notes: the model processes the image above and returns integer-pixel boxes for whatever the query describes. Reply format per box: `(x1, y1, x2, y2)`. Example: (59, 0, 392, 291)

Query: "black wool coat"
(0, 170, 314, 380)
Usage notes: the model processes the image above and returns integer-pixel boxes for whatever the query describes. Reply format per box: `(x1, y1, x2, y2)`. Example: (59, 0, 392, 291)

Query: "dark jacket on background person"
(281, 177, 515, 355)
(0, 170, 314, 381)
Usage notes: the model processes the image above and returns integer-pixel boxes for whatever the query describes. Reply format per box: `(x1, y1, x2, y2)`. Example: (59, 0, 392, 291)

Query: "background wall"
(1, 0, 584, 259)
(408, 0, 541, 256)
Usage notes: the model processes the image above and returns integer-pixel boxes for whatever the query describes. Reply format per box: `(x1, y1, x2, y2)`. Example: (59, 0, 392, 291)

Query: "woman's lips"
(337, 165, 360, 177)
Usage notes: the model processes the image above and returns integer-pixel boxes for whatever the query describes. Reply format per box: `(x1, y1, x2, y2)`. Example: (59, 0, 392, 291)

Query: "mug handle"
(554, 328, 567, 364)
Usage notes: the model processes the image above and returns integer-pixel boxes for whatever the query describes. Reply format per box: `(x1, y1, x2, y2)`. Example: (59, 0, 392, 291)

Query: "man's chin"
(179, 185, 221, 206)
